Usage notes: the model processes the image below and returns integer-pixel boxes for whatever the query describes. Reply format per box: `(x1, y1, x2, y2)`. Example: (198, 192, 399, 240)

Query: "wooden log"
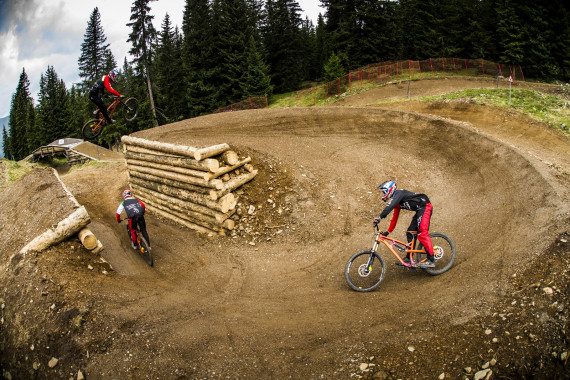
(220, 150, 239, 165)
(146, 204, 220, 235)
(78, 227, 98, 250)
(215, 170, 258, 198)
(130, 176, 235, 212)
(91, 240, 104, 254)
(124, 149, 219, 172)
(20, 206, 91, 254)
(127, 164, 223, 189)
(194, 143, 230, 161)
(205, 157, 252, 180)
(122, 136, 198, 158)
(132, 184, 235, 222)
(143, 198, 230, 233)
(129, 171, 217, 198)
(244, 163, 254, 173)
(126, 158, 210, 180)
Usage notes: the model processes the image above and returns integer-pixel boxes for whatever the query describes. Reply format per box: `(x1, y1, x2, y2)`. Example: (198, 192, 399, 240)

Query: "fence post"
(442, 57, 445, 73)
(314, 87, 316, 106)
(519, 65, 525, 81)
(326, 82, 329, 102)
(265, 94, 268, 108)
(417, 60, 421, 75)
(481, 59, 485, 76)
(465, 59, 468, 76)
(453, 58, 456, 75)
(349, 71, 351, 90)
(430, 58, 433, 74)
(249, 97, 253, 109)
(296, 91, 299, 107)
(338, 78, 341, 97)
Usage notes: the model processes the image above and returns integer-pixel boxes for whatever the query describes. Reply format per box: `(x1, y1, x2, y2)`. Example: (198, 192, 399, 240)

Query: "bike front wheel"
(422, 233, 455, 275)
(81, 119, 104, 140)
(345, 250, 386, 292)
(138, 235, 153, 267)
(122, 97, 139, 122)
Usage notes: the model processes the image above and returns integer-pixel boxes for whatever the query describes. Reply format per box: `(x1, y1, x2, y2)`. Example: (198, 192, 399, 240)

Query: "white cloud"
(0, 0, 321, 118)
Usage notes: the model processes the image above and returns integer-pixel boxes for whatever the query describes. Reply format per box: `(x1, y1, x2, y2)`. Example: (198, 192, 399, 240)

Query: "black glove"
(381, 231, 390, 236)
(372, 216, 381, 227)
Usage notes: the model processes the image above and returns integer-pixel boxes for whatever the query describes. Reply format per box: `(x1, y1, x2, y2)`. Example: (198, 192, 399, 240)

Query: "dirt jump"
(0, 77, 569, 379)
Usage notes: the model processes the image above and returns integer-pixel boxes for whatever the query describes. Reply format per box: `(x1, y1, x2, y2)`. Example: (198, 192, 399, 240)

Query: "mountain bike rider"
(89, 68, 122, 125)
(373, 180, 435, 267)
(116, 190, 151, 250)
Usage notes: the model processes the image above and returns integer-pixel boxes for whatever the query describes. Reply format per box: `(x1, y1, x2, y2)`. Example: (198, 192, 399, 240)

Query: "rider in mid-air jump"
(373, 180, 435, 267)
(116, 190, 151, 250)
(89, 68, 122, 125)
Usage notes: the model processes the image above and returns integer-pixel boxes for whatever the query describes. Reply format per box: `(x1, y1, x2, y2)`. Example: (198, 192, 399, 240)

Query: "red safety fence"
(218, 57, 524, 111)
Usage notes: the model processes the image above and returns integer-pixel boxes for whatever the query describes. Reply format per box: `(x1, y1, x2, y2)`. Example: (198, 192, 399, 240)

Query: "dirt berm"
(1, 77, 569, 379)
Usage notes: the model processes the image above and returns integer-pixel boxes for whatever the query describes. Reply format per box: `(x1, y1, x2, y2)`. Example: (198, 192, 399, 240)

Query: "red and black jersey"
(380, 190, 431, 233)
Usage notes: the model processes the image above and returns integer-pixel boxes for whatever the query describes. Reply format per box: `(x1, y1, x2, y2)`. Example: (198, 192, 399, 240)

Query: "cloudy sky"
(0, 0, 323, 119)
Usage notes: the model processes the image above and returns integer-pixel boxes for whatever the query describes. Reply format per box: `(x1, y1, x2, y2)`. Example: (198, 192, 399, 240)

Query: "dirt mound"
(72, 141, 123, 161)
(1, 78, 569, 379)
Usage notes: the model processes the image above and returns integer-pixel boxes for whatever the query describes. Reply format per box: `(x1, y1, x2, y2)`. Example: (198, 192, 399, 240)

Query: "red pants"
(407, 203, 434, 256)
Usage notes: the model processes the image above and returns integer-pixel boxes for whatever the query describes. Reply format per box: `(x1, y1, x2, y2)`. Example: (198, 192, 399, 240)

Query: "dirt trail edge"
(1, 78, 569, 379)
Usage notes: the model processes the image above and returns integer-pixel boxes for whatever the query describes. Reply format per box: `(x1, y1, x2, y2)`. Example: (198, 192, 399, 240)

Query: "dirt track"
(1, 77, 569, 379)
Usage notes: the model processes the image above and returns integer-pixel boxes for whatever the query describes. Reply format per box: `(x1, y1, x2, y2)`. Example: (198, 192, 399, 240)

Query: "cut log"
(91, 240, 104, 254)
(220, 150, 239, 165)
(124, 149, 219, 172)
(129, 171, 217, 198)
(122, 136, 198, 158)
(20, 206, 91, 254)
(205, 157, 252, 181)
(78, 227, 98, 250)
(132, 184, 235, 222)
(194, 143, 230, 161)
(126, 158, 210, 180)
(130, 177, 235, 212)
(216, 170, 258, 198)
(127, 164, 223, 189)
(146, 204, 220, 235)
(244, 163, 254, 173)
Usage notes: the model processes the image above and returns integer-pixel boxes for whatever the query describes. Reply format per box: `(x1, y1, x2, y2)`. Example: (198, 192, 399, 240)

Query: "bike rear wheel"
(422, 233, 455, 275)
(122, 97, 139, 122)
(138, 235, 153, 267)
(81, 119, 104, 140)
(345, 250, 386, 292)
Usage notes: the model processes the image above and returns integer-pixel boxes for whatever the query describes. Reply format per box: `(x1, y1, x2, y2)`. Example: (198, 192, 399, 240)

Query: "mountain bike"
(120, 218, 153, 267)
(82, 96, 139, 140)
(345, 226, 455, 292)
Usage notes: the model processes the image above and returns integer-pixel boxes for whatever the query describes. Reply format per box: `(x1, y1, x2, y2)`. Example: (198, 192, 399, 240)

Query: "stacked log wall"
(121, 136, 257, 235)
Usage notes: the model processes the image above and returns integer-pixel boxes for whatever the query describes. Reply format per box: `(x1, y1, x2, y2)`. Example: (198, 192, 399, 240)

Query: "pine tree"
(496, 0, 525, 65)
(182, 0, 216, 116)
(2, 126, 10, 159)
(9, 68, 35, 160)
(154, 14, 186, 122)
(240, 35, 273, 96)
(127, 0, 159, 127)
(78, 7, 112, 89)
(263, 0, 305, 92)
(35, 66, 72, 146)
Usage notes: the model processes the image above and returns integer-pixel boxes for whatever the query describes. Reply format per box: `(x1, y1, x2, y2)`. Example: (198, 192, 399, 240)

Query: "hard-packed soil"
(0, 77, 569, 379)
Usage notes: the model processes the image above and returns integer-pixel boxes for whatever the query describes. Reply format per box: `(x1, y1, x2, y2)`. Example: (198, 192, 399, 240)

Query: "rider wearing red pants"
(373, 180, 435, 267)
(116, 190, 151, 250)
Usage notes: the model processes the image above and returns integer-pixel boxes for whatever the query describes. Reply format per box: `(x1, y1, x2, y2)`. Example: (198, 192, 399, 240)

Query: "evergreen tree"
(78, 7, 112, 89)
(545, 1, 570, 81)
(154, 14, 186, 122)
(35, 66, 72, 146)
(127, 0, 158, 127)
(496, 0, 525, 65)
(9, 68, 35, 160)
(323, 51, 346, 82)
(263, 0, 305, 92)
(182, 0, 216, 116)
(2, 126, 10, 159)
(240, 35, 273, 96)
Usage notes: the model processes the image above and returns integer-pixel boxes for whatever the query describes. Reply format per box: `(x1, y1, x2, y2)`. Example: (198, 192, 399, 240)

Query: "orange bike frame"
(93, 98, 121, 130)
(372, 231, 429, 267)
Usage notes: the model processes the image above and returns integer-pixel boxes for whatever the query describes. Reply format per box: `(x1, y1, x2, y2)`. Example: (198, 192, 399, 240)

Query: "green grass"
(419, 88, 570, 135)
(0, 159, 46, 192)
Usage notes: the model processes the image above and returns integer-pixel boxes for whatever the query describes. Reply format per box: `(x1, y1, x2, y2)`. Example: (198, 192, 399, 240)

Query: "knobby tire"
(422, 232, 455, 275)
(81, 119, 103, 140)
(122, 97, 139, 122)
(139, 235, 153, 267)
(345, 250, 386, 292)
